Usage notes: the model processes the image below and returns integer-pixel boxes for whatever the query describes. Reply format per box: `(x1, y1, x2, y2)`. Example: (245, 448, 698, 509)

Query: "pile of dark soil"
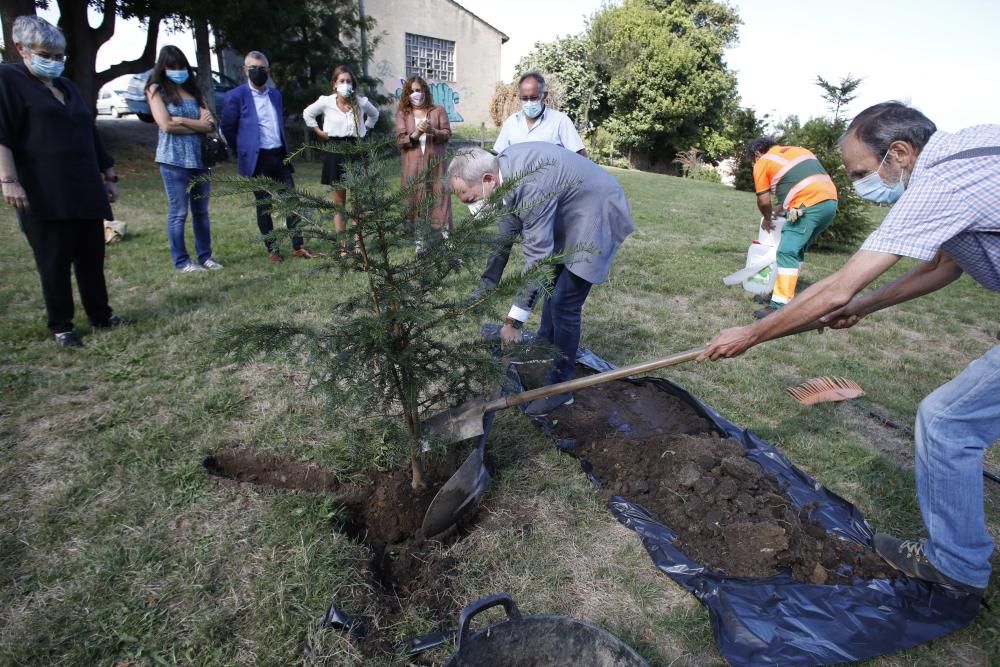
(543, 377, 896, 584)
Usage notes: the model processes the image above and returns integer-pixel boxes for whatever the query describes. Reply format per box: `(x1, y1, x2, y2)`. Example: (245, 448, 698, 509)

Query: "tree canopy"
(588, 0, 740, 167)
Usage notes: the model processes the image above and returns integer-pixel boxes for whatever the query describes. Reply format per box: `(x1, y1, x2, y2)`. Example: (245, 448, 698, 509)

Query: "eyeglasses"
(518, 95, 542, 103)
(33, 50, 66, 62)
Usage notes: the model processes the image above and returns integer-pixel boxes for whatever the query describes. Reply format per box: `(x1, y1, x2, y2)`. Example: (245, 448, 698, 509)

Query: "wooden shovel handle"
(498, 318, 827, 410)
(501, 347, 704, 409)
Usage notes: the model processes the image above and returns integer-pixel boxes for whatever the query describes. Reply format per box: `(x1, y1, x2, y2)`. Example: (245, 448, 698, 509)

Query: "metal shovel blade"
(421, 398, 492, 443)
(421, 440, 490, 537)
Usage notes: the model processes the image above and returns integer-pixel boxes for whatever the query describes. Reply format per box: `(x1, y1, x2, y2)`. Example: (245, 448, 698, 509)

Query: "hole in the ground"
(203, 448, 339, 492)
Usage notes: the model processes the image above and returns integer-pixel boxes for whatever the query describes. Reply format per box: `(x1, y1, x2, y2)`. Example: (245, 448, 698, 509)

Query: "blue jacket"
(220, 83, 293, 177)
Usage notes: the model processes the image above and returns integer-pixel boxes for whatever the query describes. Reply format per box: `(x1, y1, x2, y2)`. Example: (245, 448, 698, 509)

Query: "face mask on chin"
(852, 149, 908, 204)
(467, 180, 493, 215)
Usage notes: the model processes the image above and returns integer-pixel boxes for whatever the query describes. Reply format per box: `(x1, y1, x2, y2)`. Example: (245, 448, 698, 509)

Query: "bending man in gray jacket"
(448, 143, 635, 415)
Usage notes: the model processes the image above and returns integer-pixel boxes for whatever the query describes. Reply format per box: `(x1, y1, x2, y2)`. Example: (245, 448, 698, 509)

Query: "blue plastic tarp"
(508, 341, 982, 666)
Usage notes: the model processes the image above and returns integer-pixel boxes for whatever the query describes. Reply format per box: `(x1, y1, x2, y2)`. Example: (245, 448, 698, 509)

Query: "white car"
(96, 89, 131, 118)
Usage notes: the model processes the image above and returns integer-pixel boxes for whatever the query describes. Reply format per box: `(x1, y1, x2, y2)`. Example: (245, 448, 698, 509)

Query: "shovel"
(419, 348, 702, 536)
(423, 346, 706, 445)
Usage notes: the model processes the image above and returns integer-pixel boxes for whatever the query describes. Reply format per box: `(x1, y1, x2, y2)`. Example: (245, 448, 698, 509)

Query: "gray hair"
(841, 101, 937, 157)
(12, 15, 66, 52)
(244, 50, 269, 66)
(518, 71, 546, 94)
(446, 147, 499, 183)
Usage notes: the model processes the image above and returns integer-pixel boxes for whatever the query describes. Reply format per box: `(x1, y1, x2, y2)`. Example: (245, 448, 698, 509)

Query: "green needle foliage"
(210, 139, 558, 490)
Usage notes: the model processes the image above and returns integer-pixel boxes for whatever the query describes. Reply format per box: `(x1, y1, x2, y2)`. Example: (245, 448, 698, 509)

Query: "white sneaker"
(202, 258, 224, 270)
(178, 262, 207, 273)
(441, 229, 450, 240)
(415, 239, 425, 254)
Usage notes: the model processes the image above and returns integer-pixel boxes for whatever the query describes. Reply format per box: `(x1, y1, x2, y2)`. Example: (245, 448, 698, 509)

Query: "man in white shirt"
(221, 50, 318, 262)
(493, 72, 586, 157)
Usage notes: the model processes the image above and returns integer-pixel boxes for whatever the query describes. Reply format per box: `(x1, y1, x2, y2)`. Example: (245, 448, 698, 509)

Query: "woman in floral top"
(145, 45, 221, 272)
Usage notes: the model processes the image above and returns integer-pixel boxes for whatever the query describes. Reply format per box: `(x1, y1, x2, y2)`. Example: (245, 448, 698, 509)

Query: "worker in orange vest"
(747, 137, 839, 318)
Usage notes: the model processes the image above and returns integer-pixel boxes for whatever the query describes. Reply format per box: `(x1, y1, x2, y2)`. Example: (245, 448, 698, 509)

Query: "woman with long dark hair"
(303, 65, 379, 256)
(395, 75, 451, 250)
(145, 45, 221, 272)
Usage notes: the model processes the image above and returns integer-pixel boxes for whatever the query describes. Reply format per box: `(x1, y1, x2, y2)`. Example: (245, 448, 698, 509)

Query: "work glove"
(787, 207, 804, 223)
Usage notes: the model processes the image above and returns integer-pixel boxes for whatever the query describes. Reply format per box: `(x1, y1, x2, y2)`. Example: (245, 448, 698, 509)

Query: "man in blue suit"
(448, 143, 635, 414)
(221, 50, 317, 262)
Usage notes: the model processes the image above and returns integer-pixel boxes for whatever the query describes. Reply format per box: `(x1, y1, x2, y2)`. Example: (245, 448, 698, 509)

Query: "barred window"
(405, 33, 455, 82)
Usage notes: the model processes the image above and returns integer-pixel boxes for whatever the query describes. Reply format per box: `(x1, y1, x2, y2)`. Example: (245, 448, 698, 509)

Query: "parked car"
(124, 68, 239, 122)
(96, 88, 132, 118)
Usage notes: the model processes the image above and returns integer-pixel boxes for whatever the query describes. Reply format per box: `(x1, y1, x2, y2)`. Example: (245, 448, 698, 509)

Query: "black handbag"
(202, 122, 229, 168)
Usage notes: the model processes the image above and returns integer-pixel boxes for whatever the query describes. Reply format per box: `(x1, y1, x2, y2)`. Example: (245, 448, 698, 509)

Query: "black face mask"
(248, 68, 269, 87)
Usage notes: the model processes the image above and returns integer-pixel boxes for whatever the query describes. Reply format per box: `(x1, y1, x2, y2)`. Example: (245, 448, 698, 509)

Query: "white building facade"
(363, 0, 508, 127)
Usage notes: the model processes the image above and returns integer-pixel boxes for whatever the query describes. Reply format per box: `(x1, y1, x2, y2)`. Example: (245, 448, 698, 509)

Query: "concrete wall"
(364, 0, 507, 128)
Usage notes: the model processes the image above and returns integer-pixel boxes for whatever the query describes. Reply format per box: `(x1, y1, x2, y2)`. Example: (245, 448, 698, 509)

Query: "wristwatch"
(504, 316, 523, 330)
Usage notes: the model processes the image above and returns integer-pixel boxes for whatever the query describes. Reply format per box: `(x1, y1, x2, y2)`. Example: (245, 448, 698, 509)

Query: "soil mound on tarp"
(543, 377, 896, 583)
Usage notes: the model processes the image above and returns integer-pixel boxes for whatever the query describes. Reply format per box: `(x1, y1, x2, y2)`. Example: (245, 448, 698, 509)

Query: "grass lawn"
(1, 118, 997, 666)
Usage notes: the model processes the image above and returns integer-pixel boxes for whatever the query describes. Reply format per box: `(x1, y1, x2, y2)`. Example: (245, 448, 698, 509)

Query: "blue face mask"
(165, 69, 190, 85)
(852, 150, 907, 204)
(30, 54, 64, 80)
(522, 100, 543, 119)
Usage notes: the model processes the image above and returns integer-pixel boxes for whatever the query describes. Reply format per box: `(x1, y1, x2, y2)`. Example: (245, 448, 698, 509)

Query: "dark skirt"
(320, 136, 361, 186)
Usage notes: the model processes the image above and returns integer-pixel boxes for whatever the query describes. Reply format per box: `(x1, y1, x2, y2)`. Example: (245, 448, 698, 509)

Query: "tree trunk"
(1, 0, 37, 64)
(55, 0, 160, 113)
(193, 17, 215, 116)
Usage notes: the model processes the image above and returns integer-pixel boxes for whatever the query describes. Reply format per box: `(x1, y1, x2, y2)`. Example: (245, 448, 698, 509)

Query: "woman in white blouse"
(302, 65, 379, 255)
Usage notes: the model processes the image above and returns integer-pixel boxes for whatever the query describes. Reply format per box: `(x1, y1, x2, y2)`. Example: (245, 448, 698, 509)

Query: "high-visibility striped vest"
(753, 146, 838, 210)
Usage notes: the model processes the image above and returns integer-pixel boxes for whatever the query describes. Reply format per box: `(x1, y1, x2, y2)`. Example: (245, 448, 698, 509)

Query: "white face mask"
(336, 82, 353, 97)
(467, 181, 489, 215)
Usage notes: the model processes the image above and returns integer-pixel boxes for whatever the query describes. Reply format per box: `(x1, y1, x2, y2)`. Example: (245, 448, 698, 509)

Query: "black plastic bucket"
(444, 593, 649, 667)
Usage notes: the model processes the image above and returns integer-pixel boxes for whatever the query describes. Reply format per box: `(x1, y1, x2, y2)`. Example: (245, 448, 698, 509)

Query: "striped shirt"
(861, 125, 1000, 292)
(753, 145, 838, 210)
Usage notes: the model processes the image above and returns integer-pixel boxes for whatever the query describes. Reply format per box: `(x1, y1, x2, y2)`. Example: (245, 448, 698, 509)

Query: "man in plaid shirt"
(701, 102, 998, 598)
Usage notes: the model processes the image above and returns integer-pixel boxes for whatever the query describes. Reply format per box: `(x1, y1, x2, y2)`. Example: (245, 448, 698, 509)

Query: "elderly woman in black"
(0, 16, 122, 348)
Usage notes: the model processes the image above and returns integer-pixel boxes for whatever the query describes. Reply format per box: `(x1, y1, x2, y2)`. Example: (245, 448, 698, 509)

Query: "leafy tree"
(588, 0, 740, 167)
(211, 0, 381, 113)
(723, 106, 769, 192)
(211, 141, 556, 490)
(2, 0, 164, 110)
(515, 34, 604, 131)
(775, 114, 872, 249)
(815, 73, 863, 121)
(1, 0, 38, 62)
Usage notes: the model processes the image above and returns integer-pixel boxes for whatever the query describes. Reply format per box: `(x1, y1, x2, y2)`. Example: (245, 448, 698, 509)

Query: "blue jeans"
(536, 266, 593, 383)
(160, 164, 212, 268)
(917, 344, 1000, 588)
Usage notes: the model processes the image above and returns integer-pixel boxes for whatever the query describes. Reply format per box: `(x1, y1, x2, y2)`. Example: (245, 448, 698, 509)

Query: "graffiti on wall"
(393, 78, 464, 123)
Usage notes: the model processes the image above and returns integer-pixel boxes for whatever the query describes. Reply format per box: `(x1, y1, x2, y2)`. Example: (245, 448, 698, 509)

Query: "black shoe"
(91, 314, 127, 329)
(523, 393, 574, 416)
(873, 533, 986, 596)
(53, 331, 83, 348)
(753, 306, 779, 320)
(752, 292, 773, 305)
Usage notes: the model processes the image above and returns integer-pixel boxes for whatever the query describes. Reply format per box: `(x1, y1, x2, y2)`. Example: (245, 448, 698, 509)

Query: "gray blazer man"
(448, 143, 635, 415)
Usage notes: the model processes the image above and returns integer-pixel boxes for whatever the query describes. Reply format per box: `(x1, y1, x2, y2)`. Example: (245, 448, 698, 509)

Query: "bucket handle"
(455, 592, 522, 652)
